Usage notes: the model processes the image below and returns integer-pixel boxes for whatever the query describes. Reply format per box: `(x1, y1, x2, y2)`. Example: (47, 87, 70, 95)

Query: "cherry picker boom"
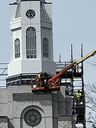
(32, 50, 96, 92)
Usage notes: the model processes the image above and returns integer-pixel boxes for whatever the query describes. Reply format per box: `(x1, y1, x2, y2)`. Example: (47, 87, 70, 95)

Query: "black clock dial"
(26, 9, 36, 19)
(24, 109, 42, 126)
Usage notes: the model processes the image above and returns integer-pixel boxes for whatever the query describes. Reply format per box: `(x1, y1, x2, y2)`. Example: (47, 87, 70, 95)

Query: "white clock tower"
(7, 0, 56, 85)
(0, 1, 74, 128)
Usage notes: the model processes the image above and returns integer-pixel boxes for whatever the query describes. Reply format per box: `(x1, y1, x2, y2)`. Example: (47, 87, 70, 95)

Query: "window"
(26, 27, 36, 58)
(26, 9, 36, 19)
(43, 38, 49, 57)
(24, 109, 42, 126)
(15, 38, 20, 58)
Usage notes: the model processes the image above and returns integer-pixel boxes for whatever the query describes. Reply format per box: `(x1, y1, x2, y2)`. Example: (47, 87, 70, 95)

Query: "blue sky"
(53, 0, 96, 58)
(0, 0, 9, 62)
(0, 0, 96, 84)
(52, 0, 96, 84)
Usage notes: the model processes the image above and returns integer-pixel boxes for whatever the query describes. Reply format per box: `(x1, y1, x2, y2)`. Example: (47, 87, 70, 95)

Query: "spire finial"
(59, 54, 61, 62)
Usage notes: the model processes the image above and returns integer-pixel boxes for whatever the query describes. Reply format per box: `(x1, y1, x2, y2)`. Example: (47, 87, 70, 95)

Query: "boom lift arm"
(48, 50, 96, 86)
(32, 50, 96, 92)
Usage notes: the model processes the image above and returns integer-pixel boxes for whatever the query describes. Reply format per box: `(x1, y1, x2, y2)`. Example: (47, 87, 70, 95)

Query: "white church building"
(0, 0, 74, 127)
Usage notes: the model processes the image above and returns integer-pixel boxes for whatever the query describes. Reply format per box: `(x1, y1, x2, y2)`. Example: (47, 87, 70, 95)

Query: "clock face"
(24, 109, 42, 126)
(26, 9, 36, 19)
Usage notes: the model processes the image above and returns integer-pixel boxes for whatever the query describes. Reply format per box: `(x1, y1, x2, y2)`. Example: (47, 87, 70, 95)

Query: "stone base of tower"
(9, 90, 54, 128)
(0, 85, 75, 128)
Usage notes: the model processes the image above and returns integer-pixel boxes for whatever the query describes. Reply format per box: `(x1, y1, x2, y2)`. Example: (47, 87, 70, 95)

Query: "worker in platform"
(43, 72, 49, 88)
(74, 90, 82, 105)
(36, 72, 44, 87)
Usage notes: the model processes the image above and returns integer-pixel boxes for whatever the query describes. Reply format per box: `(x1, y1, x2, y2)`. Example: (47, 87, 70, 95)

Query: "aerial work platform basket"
(32, 50, 96, 92)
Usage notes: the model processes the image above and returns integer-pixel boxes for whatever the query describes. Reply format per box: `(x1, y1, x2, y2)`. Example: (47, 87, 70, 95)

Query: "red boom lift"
(32, 50, 96, 92)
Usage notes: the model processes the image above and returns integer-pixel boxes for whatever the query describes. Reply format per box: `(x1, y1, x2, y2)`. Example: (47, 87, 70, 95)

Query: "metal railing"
(0, 63, 8, 87)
